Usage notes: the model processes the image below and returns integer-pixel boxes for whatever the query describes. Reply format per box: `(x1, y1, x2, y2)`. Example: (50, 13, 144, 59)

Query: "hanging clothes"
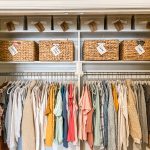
(0, 79, 78, 150)
(137, 84, 148, 144)
(85, 85, 94, 149)
(54, 86, 63, 144)
(126, 80, 142, 145)
(102, 81, 109, 148)
(45, 84, 57, 147)
(61, 85, 68, 148)
(107, 82, 117, 150)
(79, 85, 92, 141)
(142, 84, 150, 146)
(112, 84, 119, 112)
(117, 83, 129, 150)
(93, 84, 102, 147)
(73, 85, 78, 145)
(80, 78, 150, 150)
(39, 83, 49, 150)
(67, 83, 75, 142)
(22, 80, 36, 150)
(0, 76, 149, 150)
(78, 85, 84, 140)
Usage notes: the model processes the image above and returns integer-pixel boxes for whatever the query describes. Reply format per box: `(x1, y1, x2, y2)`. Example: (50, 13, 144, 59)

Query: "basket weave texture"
(83, 40, 119, 60)
(0, 40, 37, 61)
(120, 40, 150, 60)
(39, 40, 74, 61)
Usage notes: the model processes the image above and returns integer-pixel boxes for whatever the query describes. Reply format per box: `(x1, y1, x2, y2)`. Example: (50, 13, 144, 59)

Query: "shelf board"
(0, 61, 77, 64)
(0, 30, 150, 34)
(0, 61, 77, 72)
(0, 31, 79, 33)
(82, 61, 150, 72)
(82, 61, 150, 64)
(81, 30, 150, 33)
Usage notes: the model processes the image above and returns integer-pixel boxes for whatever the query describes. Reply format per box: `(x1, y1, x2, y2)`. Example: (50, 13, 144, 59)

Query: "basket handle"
(113, 20, 124, 32)
(136, 40, 145, 46)
(6, 21, 15, 31)
(34, 21, 45, 32)
(88, 21, 97, 32)
(60, 21, 69, 32)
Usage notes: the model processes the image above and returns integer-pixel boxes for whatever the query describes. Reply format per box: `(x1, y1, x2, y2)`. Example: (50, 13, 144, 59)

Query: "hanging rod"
(0, 72, 76, 76)
(84, 72, 150, 75)
(83, 71, 150, 80)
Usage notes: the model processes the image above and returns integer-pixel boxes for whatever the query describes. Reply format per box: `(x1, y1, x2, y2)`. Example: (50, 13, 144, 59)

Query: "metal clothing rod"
(0, 72, 76, 76)
(83, 72, 150, 80)
(84, 72, 150, 75)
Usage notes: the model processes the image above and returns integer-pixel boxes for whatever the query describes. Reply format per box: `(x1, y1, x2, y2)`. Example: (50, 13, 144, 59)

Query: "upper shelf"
(0, 61, 150, 72)
(0, 30, 150, 33)
(1, 31, 150, 37)
(0, 61, 77, 72)
(82, 61, 150, 72)
(82, 61, 150, 64)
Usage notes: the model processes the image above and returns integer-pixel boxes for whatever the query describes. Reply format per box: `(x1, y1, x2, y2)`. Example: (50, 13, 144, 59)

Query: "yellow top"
(112, 84, 119, 112)
(45, 84, 57, 146)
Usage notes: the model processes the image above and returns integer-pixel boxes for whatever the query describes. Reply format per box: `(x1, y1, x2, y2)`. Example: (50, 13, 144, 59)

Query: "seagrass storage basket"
(83, 40, 119, 61)
(0, 40, 38, 61)
(39, 40, 74, 61)
(120, 40, 150, 60)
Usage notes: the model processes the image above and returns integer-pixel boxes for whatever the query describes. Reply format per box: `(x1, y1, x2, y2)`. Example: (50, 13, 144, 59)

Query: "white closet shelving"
(0, 30, 150, 73)
(0, 5, 150, 149)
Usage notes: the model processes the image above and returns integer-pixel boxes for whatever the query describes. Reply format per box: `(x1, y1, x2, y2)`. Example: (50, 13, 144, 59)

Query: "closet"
(0, 4, 150, 150)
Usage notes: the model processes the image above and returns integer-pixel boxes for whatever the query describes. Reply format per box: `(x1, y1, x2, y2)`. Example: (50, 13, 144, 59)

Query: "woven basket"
(83, 40, 119, 60)
(0, 40, 38, 61)
(120, 40, 150, 60)
(39, 40, 74, 61)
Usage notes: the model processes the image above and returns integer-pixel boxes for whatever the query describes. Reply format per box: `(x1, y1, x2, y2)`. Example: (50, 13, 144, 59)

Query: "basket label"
(8, 45, 18, 56)
(97, 43, 107, 55)
(135, 44, 145, 55)
(50, 44, 61, 56)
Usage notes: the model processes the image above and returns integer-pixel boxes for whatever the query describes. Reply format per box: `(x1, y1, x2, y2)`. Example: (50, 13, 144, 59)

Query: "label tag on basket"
(135, 44, 145, 55)
(8, 45, 18, 56)
(97, 43, 107, 55)
(50, 44, 61, 56)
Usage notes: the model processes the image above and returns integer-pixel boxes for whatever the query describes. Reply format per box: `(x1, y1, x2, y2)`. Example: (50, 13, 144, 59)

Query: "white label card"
(97, 43, 107, 55)
(50, 44, 61, 56)
(8, 45, 18, 56)
(135, 44, 145, 55)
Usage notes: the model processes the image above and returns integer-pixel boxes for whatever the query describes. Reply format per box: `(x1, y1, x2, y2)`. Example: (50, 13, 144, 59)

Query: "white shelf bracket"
(76, 61, 83, 77)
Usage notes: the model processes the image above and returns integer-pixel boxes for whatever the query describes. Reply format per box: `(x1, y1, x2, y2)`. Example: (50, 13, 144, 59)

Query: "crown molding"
(0, 0, 150, 15)
(0, 0, 150, 9)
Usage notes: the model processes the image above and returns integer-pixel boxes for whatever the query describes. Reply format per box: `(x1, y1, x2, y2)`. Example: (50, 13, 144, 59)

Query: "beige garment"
(117, 84, 129, 150)
(126, 80, 142, 144)
(22, 81, 36, 150)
